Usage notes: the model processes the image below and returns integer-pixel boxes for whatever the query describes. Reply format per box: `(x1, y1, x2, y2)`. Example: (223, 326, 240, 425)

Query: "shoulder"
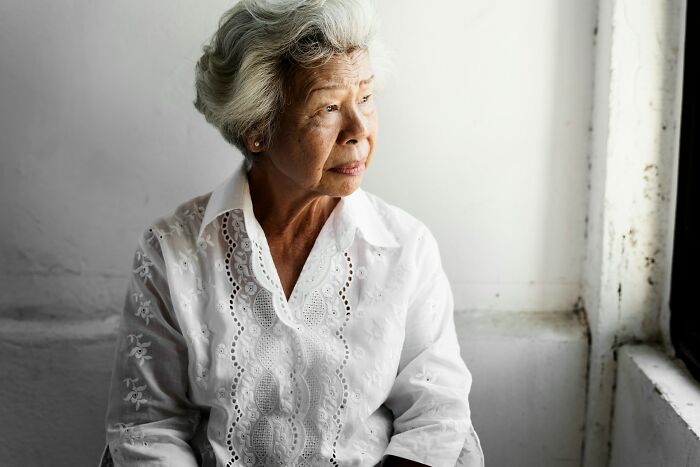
(361, 189, 432, 237)
(360, 189, 440, 261)
(139, 191, 214, 254)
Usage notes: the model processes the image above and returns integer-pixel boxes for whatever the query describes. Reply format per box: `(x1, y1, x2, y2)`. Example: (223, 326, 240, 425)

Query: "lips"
(330, 159, 366, 175)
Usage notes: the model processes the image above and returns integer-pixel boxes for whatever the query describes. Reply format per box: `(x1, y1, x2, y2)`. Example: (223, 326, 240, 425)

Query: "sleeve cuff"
(384, 421, 468, 467)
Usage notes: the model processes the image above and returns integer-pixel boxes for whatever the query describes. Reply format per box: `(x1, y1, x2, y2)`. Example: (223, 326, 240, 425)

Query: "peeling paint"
(583, 0, 686, 464)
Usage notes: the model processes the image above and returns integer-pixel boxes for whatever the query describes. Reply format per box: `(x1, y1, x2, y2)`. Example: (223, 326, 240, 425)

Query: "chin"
(323, 176, 363, 198)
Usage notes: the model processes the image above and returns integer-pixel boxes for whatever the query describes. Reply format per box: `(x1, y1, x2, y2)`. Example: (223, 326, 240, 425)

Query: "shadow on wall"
(0, 324, 116, 466)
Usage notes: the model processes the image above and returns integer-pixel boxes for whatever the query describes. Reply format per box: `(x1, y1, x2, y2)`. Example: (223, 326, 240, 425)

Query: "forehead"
(287, 50, 374, 101)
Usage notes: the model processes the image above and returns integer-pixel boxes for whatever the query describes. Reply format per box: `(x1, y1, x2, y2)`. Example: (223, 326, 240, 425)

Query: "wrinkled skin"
(246, 49, 377, 300)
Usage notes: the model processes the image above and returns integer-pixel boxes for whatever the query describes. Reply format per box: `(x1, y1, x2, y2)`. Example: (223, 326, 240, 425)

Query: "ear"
(244, 132, 265, 154)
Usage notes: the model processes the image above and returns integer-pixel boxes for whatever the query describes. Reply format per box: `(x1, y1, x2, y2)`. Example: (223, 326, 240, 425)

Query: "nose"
(339, 106, 370, 145)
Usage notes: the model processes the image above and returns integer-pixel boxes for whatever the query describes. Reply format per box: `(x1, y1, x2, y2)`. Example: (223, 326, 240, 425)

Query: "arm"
(104, 228, 200, 466)
(382, 226, 483, 467)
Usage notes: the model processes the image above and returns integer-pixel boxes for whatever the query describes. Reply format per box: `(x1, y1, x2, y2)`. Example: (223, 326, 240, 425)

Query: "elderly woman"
(102, 1, 483, 466)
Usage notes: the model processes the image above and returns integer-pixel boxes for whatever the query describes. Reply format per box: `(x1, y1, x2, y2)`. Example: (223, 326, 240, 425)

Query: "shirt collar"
(338, 186, 400, 248)
(197, 160, 250, 241)
(197, 161, 399, 249)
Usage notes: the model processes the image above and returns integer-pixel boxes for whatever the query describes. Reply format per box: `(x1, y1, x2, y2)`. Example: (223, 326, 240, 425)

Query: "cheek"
(298, 122, 339, 161)
(367, 109, 379, 133)
(304, 115, 340, 138)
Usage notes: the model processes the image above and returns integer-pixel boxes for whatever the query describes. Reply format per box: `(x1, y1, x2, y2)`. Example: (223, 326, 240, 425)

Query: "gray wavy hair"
(194, 0, 387, 160)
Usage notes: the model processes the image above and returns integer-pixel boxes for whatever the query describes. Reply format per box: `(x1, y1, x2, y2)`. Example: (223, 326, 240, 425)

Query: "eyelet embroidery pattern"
(222, 211, 298, 466)
(123, 377, 148, 411)
(113, 422, 145, 446)
(236, 221, 298, 466)
(105, 184, 483, 466)
(222, 211, 244, 465)
(131, 292, 155, 325)
(145, 202, 208, 243)
(328, 251, 354, 466)
(133, 249, 154, 282)
(120, 223, 180, 418)
(197, 233, 215, 253)
(106, 422, 148, 465)
(216, 209, 357, 466)
(113, 201, 210, 457)
(126, 334, 152, 366)
(174, 248, 198, 275)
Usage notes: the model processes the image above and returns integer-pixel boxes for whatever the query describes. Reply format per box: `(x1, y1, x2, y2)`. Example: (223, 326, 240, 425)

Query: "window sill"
(609, 344, 700, 466)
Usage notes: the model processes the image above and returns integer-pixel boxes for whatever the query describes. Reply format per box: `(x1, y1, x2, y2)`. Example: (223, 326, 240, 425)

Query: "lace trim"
(222, 211, 243, 464)
(218, 209, 357, 465)
(330, 251, 353, 465)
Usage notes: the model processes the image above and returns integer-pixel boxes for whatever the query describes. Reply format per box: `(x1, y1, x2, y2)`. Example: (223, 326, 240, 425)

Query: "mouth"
(330, 159, 367, 176)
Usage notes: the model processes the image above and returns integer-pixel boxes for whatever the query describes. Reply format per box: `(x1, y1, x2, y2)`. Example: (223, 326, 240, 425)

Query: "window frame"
(670, 0, 699, 382)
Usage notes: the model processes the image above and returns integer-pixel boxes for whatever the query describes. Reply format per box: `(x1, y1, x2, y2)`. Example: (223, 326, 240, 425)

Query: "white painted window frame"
(581, 0, 688, 466)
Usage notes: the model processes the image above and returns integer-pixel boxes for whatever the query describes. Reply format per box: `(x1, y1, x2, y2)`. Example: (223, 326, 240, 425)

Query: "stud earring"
(254, 141, 261, 148)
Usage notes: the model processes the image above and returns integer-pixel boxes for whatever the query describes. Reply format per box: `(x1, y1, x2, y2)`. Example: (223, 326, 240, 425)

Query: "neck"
(248, 161, 338, 241)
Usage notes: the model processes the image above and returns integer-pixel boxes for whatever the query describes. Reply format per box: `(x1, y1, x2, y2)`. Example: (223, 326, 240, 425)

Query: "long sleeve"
(383, 226, 484, 467)
(104, 228, 200, 466)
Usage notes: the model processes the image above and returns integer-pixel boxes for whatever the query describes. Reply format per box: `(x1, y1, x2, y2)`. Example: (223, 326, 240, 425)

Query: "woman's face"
(254, 49, 378, 198)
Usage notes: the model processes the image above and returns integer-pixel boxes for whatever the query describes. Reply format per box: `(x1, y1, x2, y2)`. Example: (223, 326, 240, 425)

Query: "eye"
(360, 94, 372, 104)
(325, 104, 339, 113)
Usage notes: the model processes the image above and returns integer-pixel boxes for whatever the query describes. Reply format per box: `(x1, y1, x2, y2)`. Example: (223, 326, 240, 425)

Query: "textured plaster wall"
(0, 318, 118, 466)
(0, 312, 589, 467)
(0, 0, 239, 319)
(0, 1, 595, 466)
(459, 311, 589, 467)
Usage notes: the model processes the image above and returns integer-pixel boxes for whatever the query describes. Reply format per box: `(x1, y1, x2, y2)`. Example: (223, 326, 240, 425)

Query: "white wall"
(0, 0, 238, 318)
(372, 0, 594, 312)
(0, 1, 595, 466)
(459, 311, 589, 467)
(0, 0, 595, 317)
(0, 318, 118, 466)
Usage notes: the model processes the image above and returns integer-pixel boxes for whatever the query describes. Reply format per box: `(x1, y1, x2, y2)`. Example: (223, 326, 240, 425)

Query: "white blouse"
(103, 161, 484, 467)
